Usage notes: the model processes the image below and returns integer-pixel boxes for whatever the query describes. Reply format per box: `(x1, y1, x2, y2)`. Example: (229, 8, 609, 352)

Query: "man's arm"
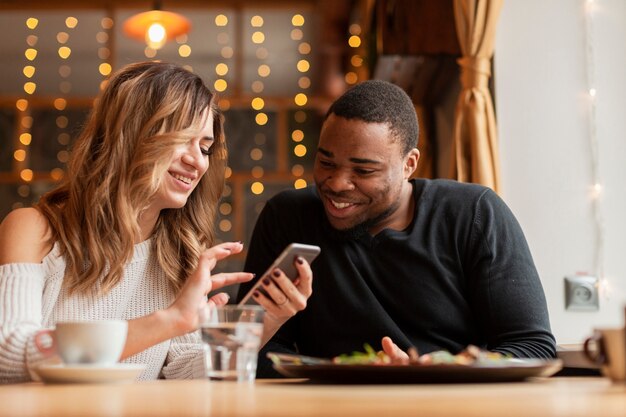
(469, 189, 556, 359)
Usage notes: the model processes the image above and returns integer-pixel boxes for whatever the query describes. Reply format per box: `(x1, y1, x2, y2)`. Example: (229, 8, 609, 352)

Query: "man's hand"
(381, 336, 410, 364)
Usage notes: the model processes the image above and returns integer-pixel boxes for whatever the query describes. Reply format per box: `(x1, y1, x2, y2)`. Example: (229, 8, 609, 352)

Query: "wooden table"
(0, 377, 624, 417)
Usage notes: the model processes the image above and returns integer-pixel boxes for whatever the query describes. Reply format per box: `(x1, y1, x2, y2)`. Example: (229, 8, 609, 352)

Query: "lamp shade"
(123, 10, 191, 49)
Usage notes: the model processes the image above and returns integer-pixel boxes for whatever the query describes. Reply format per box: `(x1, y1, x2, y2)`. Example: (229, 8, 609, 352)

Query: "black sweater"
(237, 179, 556, 377)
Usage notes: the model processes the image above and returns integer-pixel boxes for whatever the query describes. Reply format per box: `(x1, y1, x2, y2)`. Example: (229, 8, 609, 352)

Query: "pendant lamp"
(123, 1, 191, 50)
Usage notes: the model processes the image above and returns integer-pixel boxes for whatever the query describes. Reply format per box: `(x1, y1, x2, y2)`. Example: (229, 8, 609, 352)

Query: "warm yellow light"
(294, 144, 307, 157)
(292, 14, 305, 26)
(250, 148, 263, 160)
(96, 31, 109, 44)
(57, 133, 70, 145)
(294, 179, 307, 189)
(351, 55, 363, 67)
(26, 18, 39, 29)
(250, 15, 264, 27)
(291, 29, 303, 41)
(58, 46, 71, 59)
(294, 93, 308, 106)
(144, 47, 157, 58)
(19, 133, 32, 145)
(349, 24, 362, 35)
(26, 35, 38, 47)
(255, 113, 268, 126)
(23, 66, 35, 78)
(16, 99, 28, 112)
(297, 59, 310, 72)
(57, 150, 70, 163)
(251, 81, 264, 93)
(291, 130, 304, 142)
(345, 71, 358, 84)
(20, 169, 34, 182)
(23, 82, 36, 95)
(348, 35, 361, 48)
(296, 44, 310, 58)
(99, 63, 112, 76)
(21, 116, 33, 128)
(251, 166, 264, 178)
(178, 44, 191, 57)
(214, 79, 227, 92)
(251, 97, 265, 110)
(124, 10, 191, 49)
(298, 76, 311, 89)
(215, 14, 228, 26)
(219, 202, 232, 215)
(98, 48, 110, 60)
(215, 63, 229, 76)
(57, 32, 69, 44)
(14, 150, 26, 162)
(25, 49, 37, 61)
(251, 182, 264, 195)
(101, 17, 114, 29)
(219, 219, 232, 232)
(221, 46, 234, 59)
(291, 164, 304, 176)
(146, 23, 166, 49)
(65, 17, 78, 29)
(51, 168, 65, 181)
(251, 31, 265, 44)
(53, 98, 67, 111)
(56, 116, 68, 129)
(589, 88, 597, 97)
(258, 64, 270, 77)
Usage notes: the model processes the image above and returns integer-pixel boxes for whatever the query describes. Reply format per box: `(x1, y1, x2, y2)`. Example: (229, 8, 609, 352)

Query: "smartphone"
(238, 243, 321, 305)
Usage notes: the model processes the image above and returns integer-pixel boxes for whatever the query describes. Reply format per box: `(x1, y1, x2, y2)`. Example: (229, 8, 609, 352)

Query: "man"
(237, 80, 556, 377)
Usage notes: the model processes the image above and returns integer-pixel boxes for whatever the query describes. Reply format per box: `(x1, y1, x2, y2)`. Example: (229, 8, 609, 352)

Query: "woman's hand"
(250, 256, 313, 346)
(166, 242, 254, 335)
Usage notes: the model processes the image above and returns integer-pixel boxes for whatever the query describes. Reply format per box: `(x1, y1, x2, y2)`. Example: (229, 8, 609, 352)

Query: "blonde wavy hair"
(37, 61, 226, 294)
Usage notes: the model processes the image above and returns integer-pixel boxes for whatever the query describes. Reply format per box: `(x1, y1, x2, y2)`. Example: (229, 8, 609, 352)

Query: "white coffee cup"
(36, 320, 128, 366)
(583, 327, 626, 383)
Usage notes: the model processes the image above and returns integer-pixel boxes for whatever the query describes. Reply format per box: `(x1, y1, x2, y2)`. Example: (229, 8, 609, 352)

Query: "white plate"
(35, 363, 146, 384)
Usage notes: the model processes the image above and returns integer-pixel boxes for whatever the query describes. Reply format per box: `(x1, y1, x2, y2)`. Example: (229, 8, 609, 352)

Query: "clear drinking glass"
(199, 305, 265, 382)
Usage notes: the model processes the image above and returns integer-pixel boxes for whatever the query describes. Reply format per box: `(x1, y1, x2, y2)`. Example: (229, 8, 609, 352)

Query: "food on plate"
(332, 344, 510, 366)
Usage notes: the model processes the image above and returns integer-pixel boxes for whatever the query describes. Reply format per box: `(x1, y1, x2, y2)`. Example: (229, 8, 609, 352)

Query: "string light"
(291, 13, 309, 189)
(249, 14, 267, 196)
(583, 0, 607, 297)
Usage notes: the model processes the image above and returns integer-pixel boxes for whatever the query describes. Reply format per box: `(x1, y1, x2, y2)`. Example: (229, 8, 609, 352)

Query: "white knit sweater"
(0, 239, 207, 383)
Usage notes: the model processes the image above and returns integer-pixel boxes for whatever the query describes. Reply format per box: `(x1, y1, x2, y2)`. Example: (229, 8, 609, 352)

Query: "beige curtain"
(451, 0, 503, 193)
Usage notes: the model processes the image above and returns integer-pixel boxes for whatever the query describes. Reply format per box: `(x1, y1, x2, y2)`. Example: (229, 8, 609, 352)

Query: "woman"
(0, 61, 313, 382)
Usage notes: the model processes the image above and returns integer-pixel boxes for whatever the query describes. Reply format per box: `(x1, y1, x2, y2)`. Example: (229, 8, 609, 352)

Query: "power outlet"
(564, 275, 599, 311)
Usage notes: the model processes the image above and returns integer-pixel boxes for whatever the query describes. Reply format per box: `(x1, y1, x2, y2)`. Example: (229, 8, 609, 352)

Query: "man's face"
(313, 114, 417, 234)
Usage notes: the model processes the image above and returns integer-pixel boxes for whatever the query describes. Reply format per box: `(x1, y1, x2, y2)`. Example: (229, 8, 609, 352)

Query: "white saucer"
(35, 363, 146, 384)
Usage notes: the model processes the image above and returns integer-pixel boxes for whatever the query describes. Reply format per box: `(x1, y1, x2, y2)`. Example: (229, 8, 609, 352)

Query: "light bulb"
(146, 23, 167, 50)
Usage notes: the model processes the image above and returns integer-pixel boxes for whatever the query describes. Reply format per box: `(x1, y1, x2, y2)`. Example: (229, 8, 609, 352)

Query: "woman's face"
(152, 109, 215, 211)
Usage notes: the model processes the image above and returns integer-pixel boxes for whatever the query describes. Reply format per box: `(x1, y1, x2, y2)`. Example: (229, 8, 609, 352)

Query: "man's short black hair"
(325, 80, 419, 154)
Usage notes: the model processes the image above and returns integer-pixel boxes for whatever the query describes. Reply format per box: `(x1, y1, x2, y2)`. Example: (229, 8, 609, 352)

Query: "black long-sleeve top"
(237, 179, 556, 377)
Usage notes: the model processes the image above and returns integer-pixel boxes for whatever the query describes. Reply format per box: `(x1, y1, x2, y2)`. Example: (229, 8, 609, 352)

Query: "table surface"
(0, 377, 624, 417)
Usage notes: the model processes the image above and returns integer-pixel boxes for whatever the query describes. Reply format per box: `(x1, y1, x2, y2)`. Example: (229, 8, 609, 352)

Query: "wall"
(495, 0, 626, 343)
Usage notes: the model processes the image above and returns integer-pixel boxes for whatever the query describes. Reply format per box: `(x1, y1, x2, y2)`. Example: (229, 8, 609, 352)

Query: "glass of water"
(199, 305, 265, 382)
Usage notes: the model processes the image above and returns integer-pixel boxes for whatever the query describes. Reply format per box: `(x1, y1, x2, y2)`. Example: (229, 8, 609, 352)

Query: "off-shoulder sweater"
(0, 239, 206, 383)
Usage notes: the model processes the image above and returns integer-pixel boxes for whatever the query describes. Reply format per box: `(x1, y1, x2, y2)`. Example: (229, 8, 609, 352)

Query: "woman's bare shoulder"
(0, 207, 54, 264)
